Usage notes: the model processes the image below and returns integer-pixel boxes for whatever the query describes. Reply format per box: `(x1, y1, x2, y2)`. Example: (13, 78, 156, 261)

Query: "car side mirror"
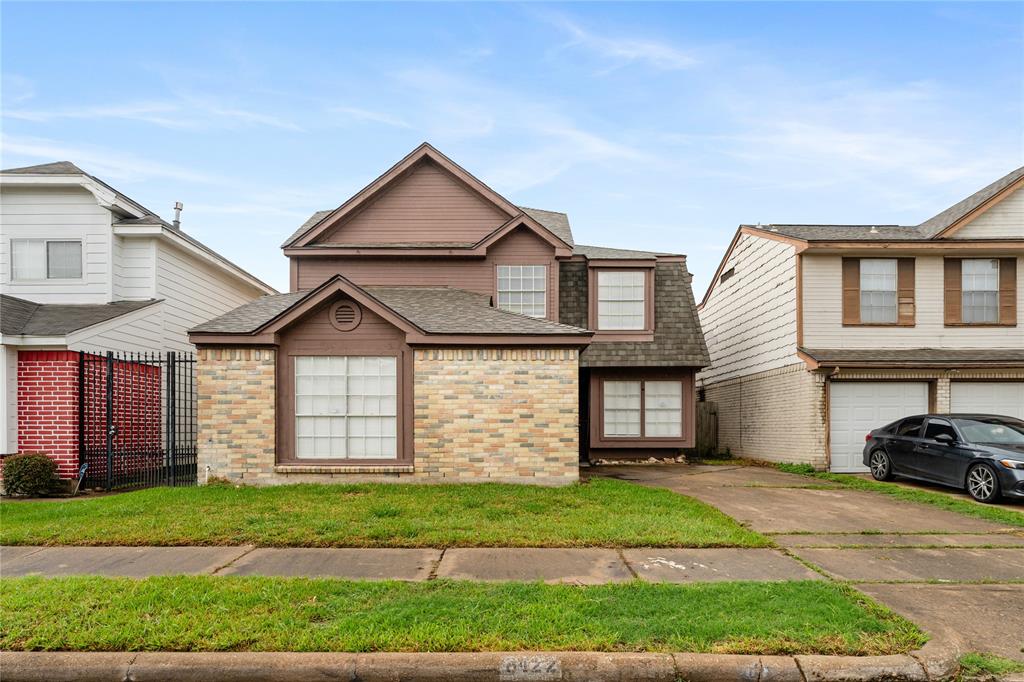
(934, 433, 955, 445)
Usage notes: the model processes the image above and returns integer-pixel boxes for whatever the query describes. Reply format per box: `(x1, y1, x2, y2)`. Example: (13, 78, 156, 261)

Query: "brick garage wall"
(196, 347, 276, 484)
(703, 363, 827, 468)
(17, 351, 79, 478)
(414, 348, 580, 485)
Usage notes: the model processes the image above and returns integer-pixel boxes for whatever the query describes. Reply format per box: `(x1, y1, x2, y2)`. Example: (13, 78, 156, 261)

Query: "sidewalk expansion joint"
(792, 655, 808, 682)
(617, 548, 639, 579)
(427, 548, 446, 580)
(210, 545, 257, 575)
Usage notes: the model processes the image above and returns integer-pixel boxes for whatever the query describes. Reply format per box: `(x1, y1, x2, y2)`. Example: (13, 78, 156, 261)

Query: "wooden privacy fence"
(695, 401, 718, 457)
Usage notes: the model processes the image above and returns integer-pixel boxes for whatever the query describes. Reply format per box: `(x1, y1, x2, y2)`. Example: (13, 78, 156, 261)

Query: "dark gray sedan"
(862, 414, 1024, 503)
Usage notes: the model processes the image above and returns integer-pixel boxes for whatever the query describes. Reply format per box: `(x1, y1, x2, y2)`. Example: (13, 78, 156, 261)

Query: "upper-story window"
(962, 259, 999, 324)
(859, 258, 897, 323)
(11, 239, 83, 281)
(496, 265, 546, 318)
(597, 270, 646, 330)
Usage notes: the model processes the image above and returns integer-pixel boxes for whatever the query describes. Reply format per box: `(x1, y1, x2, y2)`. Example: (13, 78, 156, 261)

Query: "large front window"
(597, 270, 646, 330)
(295, 356, 397, 459)
(962, 259, 999, 324)
(859, 258, 897, 323)
(497, 265, 547, 318)
(602, 379, 683, 439)
(11, 239, 83, 281)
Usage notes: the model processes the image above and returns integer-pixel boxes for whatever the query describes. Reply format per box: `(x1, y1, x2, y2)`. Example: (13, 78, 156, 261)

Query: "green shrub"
(2, 453, 58, 497)
(776, 462, 816, 476)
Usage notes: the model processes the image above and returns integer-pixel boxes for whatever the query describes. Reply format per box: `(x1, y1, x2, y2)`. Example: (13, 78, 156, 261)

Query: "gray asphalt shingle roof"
(190, 285, 590, 336)
(573, 244, 668, 259)
(0, 294, 160, 336)
(801, 347, 1024, 366)
(519, 207, 574, 246)
(918, 166, 1024, 237)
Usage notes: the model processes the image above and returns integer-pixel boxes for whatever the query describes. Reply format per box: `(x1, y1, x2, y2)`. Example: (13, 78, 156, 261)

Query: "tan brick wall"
(197, 348, 277, 484)
(414, 348, 580, 485)
(196, 346, 580, 486)
(704, 363, 827, 468)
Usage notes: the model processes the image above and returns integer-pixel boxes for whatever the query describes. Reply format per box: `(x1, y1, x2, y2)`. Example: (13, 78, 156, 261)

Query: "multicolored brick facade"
(196, 346, 580, 486)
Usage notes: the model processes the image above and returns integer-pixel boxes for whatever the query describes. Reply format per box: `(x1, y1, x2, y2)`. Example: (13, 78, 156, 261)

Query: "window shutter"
(841, 258, 860, 324)
(999, 257, 1017, 325)
(897, 258, 915, 325)
(944, 259, 962, 325)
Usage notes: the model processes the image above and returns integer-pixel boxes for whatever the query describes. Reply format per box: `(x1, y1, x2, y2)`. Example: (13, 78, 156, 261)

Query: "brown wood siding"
(276, 295, 414, 465)
(999, 257, 1017, 325)
(841, 257, 860, 324)
(944, 258, 962, 324)
(295, 228, 560, 321)
(315, 160, 509, 245)
(897, 257, 916, 325)
(587, 367, 695, 451)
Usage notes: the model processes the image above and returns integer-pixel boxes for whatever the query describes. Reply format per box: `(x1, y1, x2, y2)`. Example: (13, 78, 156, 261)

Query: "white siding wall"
(112, 235, 156, 300)
(802, 254, 1024, 348)
(0, 186, 112, 303)
(70, 304, 166, 353)
(952, 187, 1023, 239)
(155, 240, 264, 352)
(698, 233, 798, 384)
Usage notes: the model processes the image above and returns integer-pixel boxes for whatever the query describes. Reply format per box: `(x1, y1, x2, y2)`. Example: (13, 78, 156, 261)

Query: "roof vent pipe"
(869, 225, 879, 234)
(172, 202, 183, 230)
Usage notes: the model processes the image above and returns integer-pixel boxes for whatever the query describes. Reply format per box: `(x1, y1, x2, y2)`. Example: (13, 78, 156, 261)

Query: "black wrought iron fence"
(78, 351, 197, 491)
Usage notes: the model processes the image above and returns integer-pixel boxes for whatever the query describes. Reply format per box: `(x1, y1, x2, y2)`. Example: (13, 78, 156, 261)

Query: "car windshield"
(952, 418, 1024, 445)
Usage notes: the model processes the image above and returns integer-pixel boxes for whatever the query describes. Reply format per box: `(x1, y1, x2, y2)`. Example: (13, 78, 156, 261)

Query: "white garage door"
(829, 381, 929, 473)
(951, 382, 1024, 420)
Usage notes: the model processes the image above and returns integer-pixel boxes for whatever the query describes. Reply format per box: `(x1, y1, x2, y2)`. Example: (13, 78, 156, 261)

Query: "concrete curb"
(0, 645, 964, 682)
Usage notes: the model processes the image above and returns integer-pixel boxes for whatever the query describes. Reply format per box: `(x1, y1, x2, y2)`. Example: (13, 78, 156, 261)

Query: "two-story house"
(698, 167, 1024, 473)
(0, 161, 275, 469)
(189, 143, 708, 485)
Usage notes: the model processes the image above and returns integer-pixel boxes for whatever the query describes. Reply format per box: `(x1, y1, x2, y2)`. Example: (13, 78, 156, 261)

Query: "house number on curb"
(499, 656, 562, 681)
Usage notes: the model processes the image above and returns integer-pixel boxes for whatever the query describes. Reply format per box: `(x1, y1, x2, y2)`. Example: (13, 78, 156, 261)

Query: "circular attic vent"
(330, 301, 362, 332)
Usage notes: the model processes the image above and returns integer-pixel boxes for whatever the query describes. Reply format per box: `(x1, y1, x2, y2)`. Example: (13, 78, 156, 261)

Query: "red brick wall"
(17, 351, 163, 480)
(17, 351, 80, 478)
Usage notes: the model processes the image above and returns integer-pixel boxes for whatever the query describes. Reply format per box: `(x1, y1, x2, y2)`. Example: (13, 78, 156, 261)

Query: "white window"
(644, 381, 683, 437)
(603, 381, 641, 437)
(859, 259, 897, 323)
(295, 356, 397, 459)
(603, 379, 684, 439)
(497, 265, 547, 317)
(11, 239, 83, 280)
(962, 259, 999, 324)
(597, 270, 646, 330)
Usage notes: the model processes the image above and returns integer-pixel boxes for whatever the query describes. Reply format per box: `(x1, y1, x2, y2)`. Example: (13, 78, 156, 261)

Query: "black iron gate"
(78, 351, 197, 491)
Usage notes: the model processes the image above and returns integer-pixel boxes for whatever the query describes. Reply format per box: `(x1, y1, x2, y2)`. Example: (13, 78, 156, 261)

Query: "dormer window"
(11, 239, 83, 281)
(496, 265, 547, 318)
(597, 270, 646, 330)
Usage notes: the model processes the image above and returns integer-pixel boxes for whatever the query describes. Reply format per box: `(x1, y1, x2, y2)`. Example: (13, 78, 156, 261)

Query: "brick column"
(934, 373, 951, 413)
(17, 351, 80, 479)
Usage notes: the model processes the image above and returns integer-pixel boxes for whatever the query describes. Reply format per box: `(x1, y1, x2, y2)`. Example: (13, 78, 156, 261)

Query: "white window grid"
(962, 259, 999, 324)
(644, 381, 683, 437)
(603, 381, 641, 437)
(603, 379, 684, 439)
(859, 259, 897, 323)
(497, 265, 547, 318)
(11, 239, 83, 281)
(295, 356, 398, 459)
(597, 271, 645, 330)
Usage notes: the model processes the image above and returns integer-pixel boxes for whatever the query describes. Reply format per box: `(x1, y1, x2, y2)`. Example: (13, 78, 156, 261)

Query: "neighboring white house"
(698, 166, 1024, 473)
(0, 161, 276, 456)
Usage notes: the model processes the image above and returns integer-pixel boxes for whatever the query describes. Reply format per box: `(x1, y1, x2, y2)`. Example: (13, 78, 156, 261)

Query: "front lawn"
(0, 478, 768, 548)
(0, 577, 924, 655)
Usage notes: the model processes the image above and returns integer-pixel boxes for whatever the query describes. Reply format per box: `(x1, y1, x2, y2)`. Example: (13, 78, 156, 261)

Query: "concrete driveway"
(591, 464, 1024, 662)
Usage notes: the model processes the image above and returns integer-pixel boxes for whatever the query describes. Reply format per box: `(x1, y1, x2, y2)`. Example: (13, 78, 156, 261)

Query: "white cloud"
(545, 14, 698, 71)
(329, 106, 412, 129)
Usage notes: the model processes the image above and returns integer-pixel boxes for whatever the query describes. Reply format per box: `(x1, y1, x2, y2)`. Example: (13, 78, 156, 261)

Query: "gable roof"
(2, 161, 87, 175)
(573, 244, 667, 260)
(0, 294, 160, 336)
(191, 278, 590, 339)
(917, 165, 1024, 237)
(282, 143, 573, 252)
(519, 207, 574, 247)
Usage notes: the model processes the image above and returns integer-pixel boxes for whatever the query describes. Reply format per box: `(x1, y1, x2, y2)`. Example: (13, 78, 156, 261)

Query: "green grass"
(0, 479, 768, 548)
(958, 652, 1024, 679)
(771, 464, 1024, 529)
(0, 577, 924, 655)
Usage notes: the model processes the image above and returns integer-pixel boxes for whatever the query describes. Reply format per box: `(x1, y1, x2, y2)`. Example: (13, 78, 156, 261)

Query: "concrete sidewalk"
(0, 545, 823, 583)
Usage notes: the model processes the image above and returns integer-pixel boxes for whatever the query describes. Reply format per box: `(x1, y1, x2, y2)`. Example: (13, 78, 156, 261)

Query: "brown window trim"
(944, 257, 1018, 328)
(841, 257, 916, 327)
(589, 369, 693, 449)
(587, 265, 656, 340)
(277, 347, 414, 467)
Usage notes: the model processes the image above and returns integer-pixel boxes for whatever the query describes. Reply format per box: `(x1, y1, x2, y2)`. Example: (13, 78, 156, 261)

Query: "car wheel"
(869, 449, 894, 481)
(966, 464, 1001, 504)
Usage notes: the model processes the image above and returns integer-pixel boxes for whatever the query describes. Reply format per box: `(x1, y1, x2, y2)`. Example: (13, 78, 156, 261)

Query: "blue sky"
(2, 2, 1021, 295)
